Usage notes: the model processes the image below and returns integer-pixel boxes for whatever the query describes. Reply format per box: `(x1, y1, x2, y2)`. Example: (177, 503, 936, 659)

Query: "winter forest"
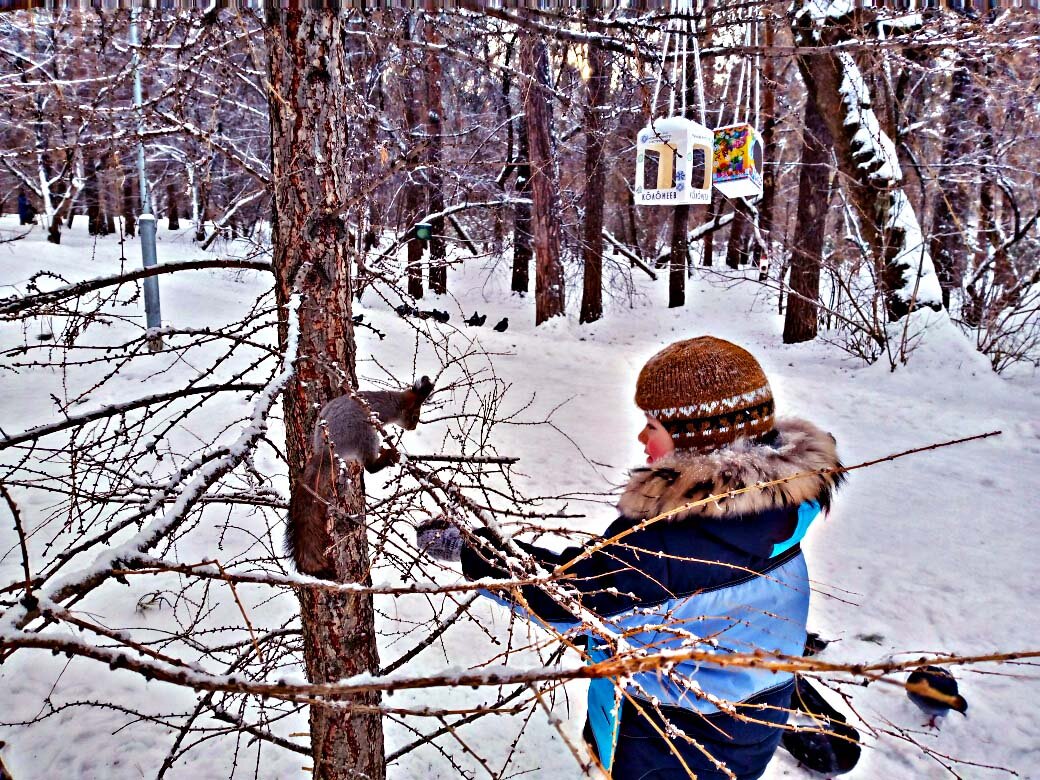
(0, 2, 1038, 779)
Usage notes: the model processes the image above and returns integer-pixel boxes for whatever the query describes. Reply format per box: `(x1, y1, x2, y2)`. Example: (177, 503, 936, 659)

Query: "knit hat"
(635, 336, 775, 451)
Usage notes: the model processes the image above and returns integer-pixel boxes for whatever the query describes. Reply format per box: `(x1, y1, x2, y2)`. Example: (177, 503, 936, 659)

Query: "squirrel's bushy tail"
(286, 447, 336, 579)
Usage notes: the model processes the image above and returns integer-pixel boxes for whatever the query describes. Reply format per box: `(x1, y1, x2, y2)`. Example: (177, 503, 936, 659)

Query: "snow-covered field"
(1, 215, 1038, 779)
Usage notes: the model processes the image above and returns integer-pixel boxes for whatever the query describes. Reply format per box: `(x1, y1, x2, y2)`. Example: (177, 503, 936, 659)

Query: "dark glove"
(416, 516, 463, 562)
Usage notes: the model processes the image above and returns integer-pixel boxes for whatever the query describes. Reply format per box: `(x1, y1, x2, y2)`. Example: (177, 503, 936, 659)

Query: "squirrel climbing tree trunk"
(265, 9, 385, 780)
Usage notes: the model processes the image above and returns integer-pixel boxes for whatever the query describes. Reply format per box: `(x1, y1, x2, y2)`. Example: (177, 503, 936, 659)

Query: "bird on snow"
(781, 717, 861, 776)
(430, 309, 450, 323)
(781, 676, 861, 775)
(493, 317, 509, 332)
(465, 312, 486, 327)
(906, 666, 967, 728)
(804, 631, 831, 657)
(395, 304, 418, 317)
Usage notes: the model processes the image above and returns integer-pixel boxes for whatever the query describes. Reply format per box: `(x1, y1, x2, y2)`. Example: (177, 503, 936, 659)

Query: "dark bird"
(906, 666, 967, 728)
(493, 317, 509, 332)
(804, 631, 831, 657)
(781, 676, 861, 775)
(395, 304, 417, 317)
(781, 717, 861, 776)
(430, 309, 450, 323)
(415, 309, 433, 320)
(464, 312, 486, 327)
(351, 313, 364, 325)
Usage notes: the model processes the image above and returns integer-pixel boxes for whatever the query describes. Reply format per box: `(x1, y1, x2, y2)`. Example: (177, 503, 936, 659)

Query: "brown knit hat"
(635, 336, 775, 450)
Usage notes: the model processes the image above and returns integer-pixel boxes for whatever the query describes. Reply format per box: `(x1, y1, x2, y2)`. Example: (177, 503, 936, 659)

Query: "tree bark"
(423, 7, 447, 295)
(669, 203, 689, 307)
(755, 11, 778, 276)
(520, 31, 565, 324)
(725, 201, 753, 269)
(784, 93, 832, 344)
(167, 182, 180, 230)
(793, 10, 942, 320)
(401, 14, 424, 300)
(511, 115, 532, 294)
(928, 55, 982, 310)
(265, 10, 385, 780)
(580, 25, 610, 324)
(86, 155, 101, 236)
(122, 168, 137, 239)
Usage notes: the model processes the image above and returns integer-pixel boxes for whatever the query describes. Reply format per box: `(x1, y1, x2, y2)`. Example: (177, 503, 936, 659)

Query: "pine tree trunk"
(423, 7, 447, 295)
(520, 32, 564, 324)
(580, 26, 609, 324)
(511, 116, 532, 294)
(266, 10, 385, 780)
(784, 93, 832, 344)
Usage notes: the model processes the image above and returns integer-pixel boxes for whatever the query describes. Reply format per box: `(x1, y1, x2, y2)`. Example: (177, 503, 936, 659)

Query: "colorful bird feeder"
(712, 123, 764, 199)
(635, 117, 714, 206)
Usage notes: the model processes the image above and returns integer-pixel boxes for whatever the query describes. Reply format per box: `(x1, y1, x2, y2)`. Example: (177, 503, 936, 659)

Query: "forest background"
(0, 3, 1038, 779)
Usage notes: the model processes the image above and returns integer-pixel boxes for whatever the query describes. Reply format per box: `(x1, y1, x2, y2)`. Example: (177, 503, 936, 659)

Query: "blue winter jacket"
(460, 418, 843, 780)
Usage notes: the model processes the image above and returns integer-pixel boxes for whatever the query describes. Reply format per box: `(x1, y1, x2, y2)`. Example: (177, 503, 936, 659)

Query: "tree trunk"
(725, 201, 753, 269)
(580, 25, 610, 324)
(520, 31, 564, 324)
(784, 93, 832, 344)
(511, 115, 532, 294)
(793, 10, 942, 321)
(265, 10, 385, 780)
(669, 204, 689, 307)
(928, 55, 981, 310)
(86, 155, 101, 236)
(122, 170, 137, 239)
(755, 11, 778, 277)
(423, 7, 447, 295)
(401, 14, 424, 300)
(167, 182, 180, 230)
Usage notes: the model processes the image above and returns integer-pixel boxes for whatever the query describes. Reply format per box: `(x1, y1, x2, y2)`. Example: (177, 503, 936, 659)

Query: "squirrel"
(286, 376, 435, 579)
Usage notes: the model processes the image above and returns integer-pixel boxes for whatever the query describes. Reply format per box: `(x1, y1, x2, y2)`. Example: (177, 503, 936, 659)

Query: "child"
(418, 336, 844, 779)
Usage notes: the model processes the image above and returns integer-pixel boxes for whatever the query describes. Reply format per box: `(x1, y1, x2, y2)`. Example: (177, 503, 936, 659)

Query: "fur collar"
(617, 418, 844, 522)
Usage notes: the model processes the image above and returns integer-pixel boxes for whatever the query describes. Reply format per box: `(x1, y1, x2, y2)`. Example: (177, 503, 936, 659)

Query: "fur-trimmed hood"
(617, 417, 844, 522)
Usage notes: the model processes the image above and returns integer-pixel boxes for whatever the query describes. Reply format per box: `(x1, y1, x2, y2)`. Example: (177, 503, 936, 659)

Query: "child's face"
(638, 414, 675, 464)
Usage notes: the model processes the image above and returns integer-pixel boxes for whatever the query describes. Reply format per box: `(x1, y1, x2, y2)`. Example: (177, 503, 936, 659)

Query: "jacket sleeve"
(459, 520, 662, 630)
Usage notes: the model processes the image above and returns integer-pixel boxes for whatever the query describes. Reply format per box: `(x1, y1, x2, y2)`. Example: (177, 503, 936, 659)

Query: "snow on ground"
(1, 215, 1038, 779)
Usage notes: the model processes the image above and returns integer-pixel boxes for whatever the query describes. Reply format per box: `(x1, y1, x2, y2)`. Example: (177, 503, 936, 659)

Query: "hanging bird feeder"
(712, 22, 764, 199)
(712, 123, 763, 198)
(636, 117, 713, 205)
(635, 4, 713, 207)
(414, 222, 433, 242)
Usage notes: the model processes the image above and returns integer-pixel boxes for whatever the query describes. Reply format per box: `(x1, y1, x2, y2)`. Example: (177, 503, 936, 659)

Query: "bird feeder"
(414, 222, 433, 242)
(635, 116, 714, 206)
(712, 123, 763, 199)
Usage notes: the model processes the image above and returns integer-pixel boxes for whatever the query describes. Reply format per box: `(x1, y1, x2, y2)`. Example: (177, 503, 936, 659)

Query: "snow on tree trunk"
(401, 14, 424, 300)
(520, 30, 565, 324)
(794, 5, 942, 321)
(265, 10, 385, 780)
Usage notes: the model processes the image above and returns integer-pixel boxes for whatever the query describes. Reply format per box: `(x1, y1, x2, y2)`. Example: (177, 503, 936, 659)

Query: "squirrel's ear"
(413, 375, 434, 398)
